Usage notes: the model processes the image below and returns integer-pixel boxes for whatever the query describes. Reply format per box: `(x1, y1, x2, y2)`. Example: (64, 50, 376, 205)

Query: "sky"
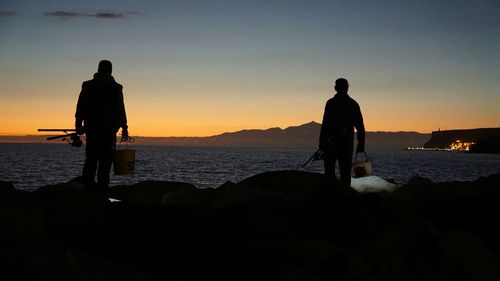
(0, 0, 499, 136)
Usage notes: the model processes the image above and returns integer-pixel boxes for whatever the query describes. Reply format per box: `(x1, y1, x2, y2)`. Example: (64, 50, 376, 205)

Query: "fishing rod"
(301, 148, 325, 168)
(301, 138, 334, 168)
(37, 129, 82, 147)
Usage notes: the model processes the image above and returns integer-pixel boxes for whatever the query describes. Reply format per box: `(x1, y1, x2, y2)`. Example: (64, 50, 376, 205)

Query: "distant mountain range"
(1, 121, 430, 150)
(5, 123, 498, 151)
(198, 121, 430, 150)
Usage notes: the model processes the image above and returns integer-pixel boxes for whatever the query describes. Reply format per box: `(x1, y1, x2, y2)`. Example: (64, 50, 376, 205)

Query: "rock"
(439, 230, 500, 281)
(34, 181, 85, 193)
(0, 181, 16, 195)
(351, 176, 398, 193)
(161, 188, 215, 207)
(109, 181, 196, 205)
(469, 134, 500, 154)
(161, 173, 328, 209)
(210, 181, 290, 208)
(237, 170, 340, 201)
(3, 171, 500, 281)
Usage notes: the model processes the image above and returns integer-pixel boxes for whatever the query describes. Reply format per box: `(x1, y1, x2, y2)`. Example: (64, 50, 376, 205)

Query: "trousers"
(323, 149, 352, 187)
(82, 132, 116, 189)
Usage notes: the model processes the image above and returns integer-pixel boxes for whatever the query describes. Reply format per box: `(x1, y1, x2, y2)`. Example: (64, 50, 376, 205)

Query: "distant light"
(449, 140, 476, 151)
(405, 147, 452, 151)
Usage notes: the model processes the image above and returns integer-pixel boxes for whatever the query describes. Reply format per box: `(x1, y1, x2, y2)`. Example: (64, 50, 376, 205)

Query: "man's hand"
(76, 125, 85, 135)
(120, 129, 129, 142)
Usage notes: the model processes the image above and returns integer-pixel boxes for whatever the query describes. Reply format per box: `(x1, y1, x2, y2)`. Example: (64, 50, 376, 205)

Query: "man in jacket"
(75, 60, 129, 190)
(319, 78, 365, 187)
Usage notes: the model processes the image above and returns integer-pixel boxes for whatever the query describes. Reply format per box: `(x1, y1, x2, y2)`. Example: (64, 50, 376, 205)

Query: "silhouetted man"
(75, 60, 129, 190)
(319, 78, 365, 187)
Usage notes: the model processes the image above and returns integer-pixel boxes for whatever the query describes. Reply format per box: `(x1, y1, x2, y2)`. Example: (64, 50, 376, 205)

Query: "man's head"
(97, 60, 112, 75)
(334, 78, 349, 94)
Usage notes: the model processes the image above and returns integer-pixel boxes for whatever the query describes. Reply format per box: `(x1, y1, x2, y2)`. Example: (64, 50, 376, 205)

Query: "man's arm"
(319, 101, 330, 150)
(75, 83, 87, 134)
(117, 86, 129, 141)
(354, 103, 365, 153)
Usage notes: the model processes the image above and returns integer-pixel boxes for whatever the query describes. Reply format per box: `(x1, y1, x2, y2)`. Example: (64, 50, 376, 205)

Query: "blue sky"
(1, 0, 499, 135)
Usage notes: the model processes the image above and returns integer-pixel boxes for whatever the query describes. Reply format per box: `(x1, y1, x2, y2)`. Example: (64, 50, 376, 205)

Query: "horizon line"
(2, 121, 499, 138)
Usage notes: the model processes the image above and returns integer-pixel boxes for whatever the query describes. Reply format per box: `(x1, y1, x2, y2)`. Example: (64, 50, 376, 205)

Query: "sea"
(1, 143, 500, 192)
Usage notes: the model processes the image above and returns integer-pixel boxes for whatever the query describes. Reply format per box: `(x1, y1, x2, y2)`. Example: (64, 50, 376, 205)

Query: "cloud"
(0, 11, 16, 17)
(45, 11, 82, 18)
(44, 10, 138, 19)
(94, 12, 124, 19)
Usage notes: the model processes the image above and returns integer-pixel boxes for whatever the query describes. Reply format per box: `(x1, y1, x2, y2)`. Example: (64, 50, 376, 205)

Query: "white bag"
(352, 152, 372, 178)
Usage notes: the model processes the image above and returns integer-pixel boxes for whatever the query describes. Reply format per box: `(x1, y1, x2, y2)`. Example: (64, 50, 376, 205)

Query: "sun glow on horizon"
(1, 86, 499, 137)
(1, 85, 499, 137)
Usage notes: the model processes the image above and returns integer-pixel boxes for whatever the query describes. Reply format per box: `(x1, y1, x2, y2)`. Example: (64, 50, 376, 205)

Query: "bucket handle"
(355, 152, 369, 161)
(116, 135, 134, 151)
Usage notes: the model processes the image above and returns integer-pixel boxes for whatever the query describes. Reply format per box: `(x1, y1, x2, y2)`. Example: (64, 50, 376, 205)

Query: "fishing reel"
(38, 129, 83, 148)
(63, 133, 83, 147)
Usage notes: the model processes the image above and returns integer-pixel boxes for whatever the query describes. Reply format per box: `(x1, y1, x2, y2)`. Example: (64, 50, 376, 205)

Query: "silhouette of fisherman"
(319, 78, 365, 187)
(75, 60, 129, 190)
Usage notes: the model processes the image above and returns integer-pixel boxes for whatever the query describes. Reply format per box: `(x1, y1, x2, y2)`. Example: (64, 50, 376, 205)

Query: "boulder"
(210, 181, 290, 208)
(161, 188, 215, 207)
(237, 170, 341, 201)
(0, 181, 16, 195)
(351, 176, 398, 193)
(109, 181, 196, 205)
(34, 181, 85, 193)
(4, 171, 500, 281)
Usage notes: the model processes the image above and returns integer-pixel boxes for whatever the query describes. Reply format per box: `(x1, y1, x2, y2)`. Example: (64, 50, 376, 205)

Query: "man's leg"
(338, 153, 352, 187)
(96, 134, 116, 188)
(82, 137, 98, 189)
(324, 157, 336, 179)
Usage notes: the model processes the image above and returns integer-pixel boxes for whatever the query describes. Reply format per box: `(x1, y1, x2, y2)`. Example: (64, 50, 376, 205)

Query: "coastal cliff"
(469, 134, 500, 154)
(424, 128, 500, 149)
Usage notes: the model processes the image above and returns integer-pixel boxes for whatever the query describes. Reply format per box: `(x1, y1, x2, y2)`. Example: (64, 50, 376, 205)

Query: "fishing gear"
(38, 129, 82, 147)
(301, 138, 334, 168)
(301, 148, 325, 168)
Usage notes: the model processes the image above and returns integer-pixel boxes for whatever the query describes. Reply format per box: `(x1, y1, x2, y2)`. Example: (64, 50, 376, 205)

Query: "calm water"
(1, 143, 500, 191)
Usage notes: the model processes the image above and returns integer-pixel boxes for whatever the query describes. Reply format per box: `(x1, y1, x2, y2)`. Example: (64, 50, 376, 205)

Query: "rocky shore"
(1, 171, 500, 281)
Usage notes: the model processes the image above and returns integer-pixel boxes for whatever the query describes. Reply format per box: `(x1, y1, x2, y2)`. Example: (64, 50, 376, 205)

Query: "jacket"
(75, 73, 127, 134)
(319, 93, 365, 152)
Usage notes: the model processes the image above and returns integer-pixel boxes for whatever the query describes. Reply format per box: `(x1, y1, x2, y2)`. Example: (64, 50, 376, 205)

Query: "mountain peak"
(284, 121, 321, 134)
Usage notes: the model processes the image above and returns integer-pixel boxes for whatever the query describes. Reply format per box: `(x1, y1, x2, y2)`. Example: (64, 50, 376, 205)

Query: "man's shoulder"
(339, 94, 359, 106)
(81, 78, 122, 90)
(82, 79, 93, 87)
(109, 77, 123, 90)
(347, 95, 360, 105)
(326, 96, 336, 104)
(328, 94, 360, 108)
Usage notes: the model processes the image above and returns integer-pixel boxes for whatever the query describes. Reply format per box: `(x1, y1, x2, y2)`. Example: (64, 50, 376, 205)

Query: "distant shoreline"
(1, 121, 430, 150)
(3, 122, 497, 151)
